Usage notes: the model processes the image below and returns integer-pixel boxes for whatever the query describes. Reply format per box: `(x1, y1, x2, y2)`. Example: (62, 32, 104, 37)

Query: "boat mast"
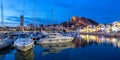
(33, 0, 37, 31)
(67, 8, 69, 29)
(1, 2, 4, 27)
(22, 0, 25, 31)
(46, 14, 48, 26)
(57, 16, 60, 31)
(23, 0, 25, 15)
(51, 8, 54, 25)
(58, 16, 60, 26)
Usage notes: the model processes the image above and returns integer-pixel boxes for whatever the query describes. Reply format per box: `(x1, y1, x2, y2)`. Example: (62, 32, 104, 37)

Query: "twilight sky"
(0, 0, 120, 26)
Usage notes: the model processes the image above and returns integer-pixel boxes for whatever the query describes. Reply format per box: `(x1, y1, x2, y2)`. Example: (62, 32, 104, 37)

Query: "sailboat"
(0, 34, 12, 49)
(0, 3, 12, 49)
(14, 1, 34, 51)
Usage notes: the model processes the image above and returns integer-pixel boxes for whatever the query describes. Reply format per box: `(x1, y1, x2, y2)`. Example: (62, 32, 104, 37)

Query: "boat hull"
(0, 40, 12, 49)
(39, 37, 74, 44)
(15, 43, 34, 51)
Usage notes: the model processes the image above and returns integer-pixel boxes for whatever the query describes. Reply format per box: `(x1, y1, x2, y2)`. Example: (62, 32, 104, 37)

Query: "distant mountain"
(62, 16, 99, 27)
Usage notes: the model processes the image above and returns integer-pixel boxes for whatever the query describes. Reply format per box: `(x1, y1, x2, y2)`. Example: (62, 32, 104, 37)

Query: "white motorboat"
(14, 33, 34, 51)
(0, 35, 12, 49)
(37, 33, 74, 44)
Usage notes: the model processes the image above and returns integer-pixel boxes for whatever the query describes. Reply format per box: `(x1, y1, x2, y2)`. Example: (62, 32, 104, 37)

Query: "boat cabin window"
(0, 35, 7, 39)
(48, 36, 56, 38)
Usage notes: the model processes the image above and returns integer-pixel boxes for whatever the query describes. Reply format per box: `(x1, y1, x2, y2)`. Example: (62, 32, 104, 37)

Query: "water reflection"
(0, 48, 16, 60)
(15, 49, 34, 60)
(72, 37, 89, 48)
(41, 42, 72, 60)
(0, 48, 11, 60)
(1, 34, 120, 60)
(80, 34, 120, 48)
(41, 42, 72, 54)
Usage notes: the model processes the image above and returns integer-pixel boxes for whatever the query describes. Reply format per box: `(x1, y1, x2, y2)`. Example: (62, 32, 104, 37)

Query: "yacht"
(14, 33, 34, 51)
(37, 33, 74, 44)
(0, 35, 12, 49)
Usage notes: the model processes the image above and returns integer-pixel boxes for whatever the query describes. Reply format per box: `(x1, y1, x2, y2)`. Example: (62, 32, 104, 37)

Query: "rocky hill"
(62, 16, 98, 27)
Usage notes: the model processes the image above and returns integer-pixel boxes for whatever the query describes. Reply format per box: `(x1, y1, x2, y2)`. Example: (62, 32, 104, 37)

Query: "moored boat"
(37, 33, 74, 44)
(0, 35, 12, 49)
(14, 33, 34, 51)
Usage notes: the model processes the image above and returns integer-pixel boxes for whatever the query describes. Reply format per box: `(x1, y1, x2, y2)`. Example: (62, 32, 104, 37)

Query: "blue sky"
(0, 0, 120, 26)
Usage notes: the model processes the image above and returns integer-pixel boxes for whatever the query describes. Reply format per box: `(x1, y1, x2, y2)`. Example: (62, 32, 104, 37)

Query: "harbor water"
(0, 34, 120, 60)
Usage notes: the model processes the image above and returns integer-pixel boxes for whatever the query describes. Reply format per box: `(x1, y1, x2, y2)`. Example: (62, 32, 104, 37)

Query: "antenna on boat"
(51, 8, 54, 25)
(1, 2, 4, 27)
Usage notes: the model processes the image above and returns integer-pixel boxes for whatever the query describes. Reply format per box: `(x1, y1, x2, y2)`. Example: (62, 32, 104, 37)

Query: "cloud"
(5, 16, 61, 25)
(5, 16, 31, 24)
(2, 0, 120, 24)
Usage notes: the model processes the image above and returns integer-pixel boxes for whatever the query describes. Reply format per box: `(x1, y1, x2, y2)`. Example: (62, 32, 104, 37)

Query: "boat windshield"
(0, 35, 7, 39)
(18, 34, 29, 38)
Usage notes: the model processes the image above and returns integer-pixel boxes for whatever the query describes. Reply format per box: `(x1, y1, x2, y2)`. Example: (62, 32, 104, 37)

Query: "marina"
(0, 0, 120, 60)
(0, 33, 120, 60)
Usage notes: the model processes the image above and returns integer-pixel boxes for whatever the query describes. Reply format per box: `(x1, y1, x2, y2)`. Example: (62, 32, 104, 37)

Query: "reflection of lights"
(80, 35, 91, 41)
(111, 38, 118, 47)
(112, 38, 117, 42)
(101, 38, 105, 41)
(80, 34, 120, 48)
(106, 38, 111, 43)
(91, 36, 96, 39)
(81, 35, 85, 38)
(117, 41, 120, 47)
(99, 37, 105, 43)
(90, 35, 97, 40)
(86, 35, 90, 41)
